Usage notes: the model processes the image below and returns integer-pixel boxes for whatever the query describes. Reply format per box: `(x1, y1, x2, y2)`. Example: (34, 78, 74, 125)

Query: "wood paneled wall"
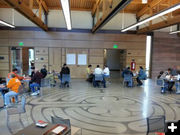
(0, 47, 9, 78)
(151, 32, 180, 79)
(0, 30, 146, 78)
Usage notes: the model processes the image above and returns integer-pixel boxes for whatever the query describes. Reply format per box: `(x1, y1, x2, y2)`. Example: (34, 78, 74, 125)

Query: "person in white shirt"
(93, 65, 106, 88)
(94, 65, 103, 75)
(103, 65, 110, 77)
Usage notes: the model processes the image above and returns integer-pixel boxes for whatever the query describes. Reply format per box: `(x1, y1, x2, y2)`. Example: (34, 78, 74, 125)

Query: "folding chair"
(40, 78, 50, 96)
(60, 74, 71, 88)
(6, 95, 28, 127)
(94, 74, 104, 88)
(123, 73, 133, 87)
(146, 115, 166, 135)
(175, 81, 180, 94)
(156, 79, 168, 93)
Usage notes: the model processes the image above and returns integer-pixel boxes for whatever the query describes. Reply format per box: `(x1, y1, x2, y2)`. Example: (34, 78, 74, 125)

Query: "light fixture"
(169, 30, 180, 34)
(60, 0, 72, 30)
(142, 0, 148, 4)
(0, 19, 15, 28)
(121, 3, 180, 32)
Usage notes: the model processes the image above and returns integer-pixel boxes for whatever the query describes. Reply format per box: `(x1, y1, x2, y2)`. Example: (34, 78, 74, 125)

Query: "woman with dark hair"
(136, 66, 147, 86)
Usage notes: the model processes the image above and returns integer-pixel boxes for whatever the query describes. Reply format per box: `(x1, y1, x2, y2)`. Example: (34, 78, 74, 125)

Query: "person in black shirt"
(60, 64, 70, 76)
(59, 64, 70, 87)
(41, 65, 47, 78)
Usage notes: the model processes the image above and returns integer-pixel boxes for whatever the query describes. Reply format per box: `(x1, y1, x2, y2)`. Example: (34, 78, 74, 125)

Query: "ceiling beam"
(92, 0, 132, 33)
(3, 0, 48, 31)
(137, 0, 164, 18)
(92, 0, 101, 16)
(137, 15, 180, 33)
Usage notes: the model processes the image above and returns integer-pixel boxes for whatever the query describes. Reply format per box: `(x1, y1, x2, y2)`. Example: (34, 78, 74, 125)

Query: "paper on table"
(52, 126, 66, 134)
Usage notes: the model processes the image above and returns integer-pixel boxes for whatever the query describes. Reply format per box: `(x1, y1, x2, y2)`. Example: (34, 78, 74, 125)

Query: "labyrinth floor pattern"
(0, 79, 179, 135)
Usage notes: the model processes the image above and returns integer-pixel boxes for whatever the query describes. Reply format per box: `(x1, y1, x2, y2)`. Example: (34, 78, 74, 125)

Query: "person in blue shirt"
(136, 66, 147, 86)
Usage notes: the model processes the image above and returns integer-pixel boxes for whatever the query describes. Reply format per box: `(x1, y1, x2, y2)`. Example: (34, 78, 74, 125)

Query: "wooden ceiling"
(0, 0, 179, 15)
(0, 0, 180, 33)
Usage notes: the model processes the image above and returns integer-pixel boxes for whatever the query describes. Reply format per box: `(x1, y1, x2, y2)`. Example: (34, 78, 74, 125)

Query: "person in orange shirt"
(8, 68, 24, 81)
(4, 74, 21, 107)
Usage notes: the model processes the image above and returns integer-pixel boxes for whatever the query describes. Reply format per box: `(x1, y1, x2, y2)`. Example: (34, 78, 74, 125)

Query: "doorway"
(10, 47, 34, 75)
(104, 49, 126, 78)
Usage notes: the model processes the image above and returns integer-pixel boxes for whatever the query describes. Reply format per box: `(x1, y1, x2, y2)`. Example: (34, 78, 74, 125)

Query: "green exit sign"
(113, 44, 118, 49)
(19, 42, 24, 46)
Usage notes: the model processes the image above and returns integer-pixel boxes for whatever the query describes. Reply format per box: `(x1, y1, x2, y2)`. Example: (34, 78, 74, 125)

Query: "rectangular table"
(13, 123, 71, 135)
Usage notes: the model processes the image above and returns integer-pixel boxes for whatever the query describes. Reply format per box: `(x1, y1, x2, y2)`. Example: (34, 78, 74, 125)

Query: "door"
(10, 47, 22, 75)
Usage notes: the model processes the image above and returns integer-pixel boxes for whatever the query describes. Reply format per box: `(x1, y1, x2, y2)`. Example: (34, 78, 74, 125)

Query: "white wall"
(0, 8, 175, 32)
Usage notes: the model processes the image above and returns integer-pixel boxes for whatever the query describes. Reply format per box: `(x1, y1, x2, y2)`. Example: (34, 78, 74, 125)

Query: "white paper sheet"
(66, 54, 76, 65)
(78, 54, 87, 65)
(52, 126, 65, 134)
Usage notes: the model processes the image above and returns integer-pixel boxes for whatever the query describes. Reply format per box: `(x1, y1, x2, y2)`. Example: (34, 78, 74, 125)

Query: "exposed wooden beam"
(35, 0, 48, 13)
(137, 15, 180, 33)
(3, 0, 48, 31)
(92, 0, 101, 16)
(29, 0, 33, 9)
(92, 0, 132, 33)
(137, 0, 164, 18)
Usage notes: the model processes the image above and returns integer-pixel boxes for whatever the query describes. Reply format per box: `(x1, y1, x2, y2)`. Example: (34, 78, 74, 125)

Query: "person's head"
(11, 74, 16, 78)
(97, 65, 100, 68)
(139, 66, 143, 70)
(63, 63, 67, 67)
(12, 68, 18, 73)
(88, 65, 92, 68)
(168, 68, 172, 73)
(43, 65, 46, 69)
(132, 59, 135, 62)
(159, 71, 164, 75)
(104, 65, 108, 68)
(127, 67, 130, 70)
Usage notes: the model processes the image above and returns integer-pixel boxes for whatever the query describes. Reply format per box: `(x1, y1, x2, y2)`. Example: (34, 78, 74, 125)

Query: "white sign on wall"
(78, 54, 87, 65)
(66, 54, 76, 65)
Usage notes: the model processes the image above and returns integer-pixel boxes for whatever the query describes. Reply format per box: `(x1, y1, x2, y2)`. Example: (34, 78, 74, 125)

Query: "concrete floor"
(0, 78, 179, 135)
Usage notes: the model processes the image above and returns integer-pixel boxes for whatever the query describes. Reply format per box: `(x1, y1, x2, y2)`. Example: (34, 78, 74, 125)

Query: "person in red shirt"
(8, 68, 24, 81)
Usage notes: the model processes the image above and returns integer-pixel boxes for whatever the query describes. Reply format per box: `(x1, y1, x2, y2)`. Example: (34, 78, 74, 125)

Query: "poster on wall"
(66, 54, 76, 65)
(78, 54, 87, 65)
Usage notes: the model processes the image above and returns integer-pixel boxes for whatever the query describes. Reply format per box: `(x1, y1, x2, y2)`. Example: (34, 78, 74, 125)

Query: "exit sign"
(113, 44, 118, 49)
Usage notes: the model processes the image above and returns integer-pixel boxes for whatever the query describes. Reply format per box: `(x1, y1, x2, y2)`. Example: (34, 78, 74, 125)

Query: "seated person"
(136, 66, 147, 86)
(93, 65, 106, 88)
(4, 74, 21, 107)
(59, 64, 70, 87)
(86, 65, 93, 83)
(122, 67, 133, 87)
(45, 70, 56, 87)
(157, 71, 164, 79)
(103, 65, 110, 78)
(30, 69, 43, 96)
(8, 68, 24, 81)
(164, 68, 174, 92)
(41, 65, 47, 78)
